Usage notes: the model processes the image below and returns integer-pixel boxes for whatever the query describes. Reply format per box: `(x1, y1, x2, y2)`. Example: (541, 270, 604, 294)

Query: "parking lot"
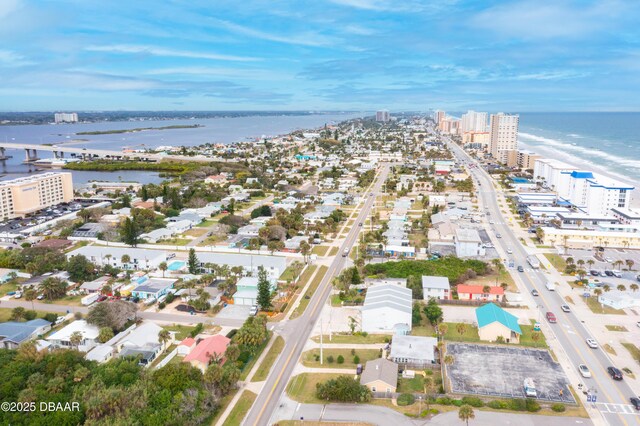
(446, 343, 575, 403)
(0, 199, 100, 234)
(564, 248, 640, 283)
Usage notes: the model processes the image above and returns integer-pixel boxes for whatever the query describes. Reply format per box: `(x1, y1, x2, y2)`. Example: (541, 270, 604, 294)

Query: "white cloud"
(0, 49, 33, 66)
(85, 44, 260, 62)
(0, 0, 20, 20)
(209, 19, 337, 47)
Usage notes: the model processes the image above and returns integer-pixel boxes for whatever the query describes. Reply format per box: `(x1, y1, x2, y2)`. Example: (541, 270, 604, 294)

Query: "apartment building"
(0, 172, 74, 219)
(54, 112, 78, 123)
(376, 110, 390, 122)
(461, 110, 488, 133)
(489, 113, 519, 163)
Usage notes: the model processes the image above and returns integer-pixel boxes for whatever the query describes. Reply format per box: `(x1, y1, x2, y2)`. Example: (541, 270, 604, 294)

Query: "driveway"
(216, 304, 251, 321)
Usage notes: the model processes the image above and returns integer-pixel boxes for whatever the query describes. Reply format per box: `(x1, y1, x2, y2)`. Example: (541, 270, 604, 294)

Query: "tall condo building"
(489, 113, 519, 163)
(433, 110, 446, 127)
(54, 112, 78, 123)
(0, 172, 74, 219)
(461, 110, 488, 133)
(375, 110, 390, 122)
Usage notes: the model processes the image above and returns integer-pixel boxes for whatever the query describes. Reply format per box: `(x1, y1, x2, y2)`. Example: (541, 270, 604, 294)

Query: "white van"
(546, 281, 556, 291)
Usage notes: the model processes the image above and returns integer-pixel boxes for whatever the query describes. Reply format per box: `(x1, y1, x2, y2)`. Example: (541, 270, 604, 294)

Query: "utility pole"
(320, 317, 323, 365)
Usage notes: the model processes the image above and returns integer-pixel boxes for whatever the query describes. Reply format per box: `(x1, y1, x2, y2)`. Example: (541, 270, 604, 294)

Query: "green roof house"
(475, 303, 522, 344)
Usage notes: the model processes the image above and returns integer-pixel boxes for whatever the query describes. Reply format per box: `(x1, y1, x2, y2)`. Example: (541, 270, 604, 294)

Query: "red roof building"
(456, 284, 504, 302)
(183, 335, 230, 372)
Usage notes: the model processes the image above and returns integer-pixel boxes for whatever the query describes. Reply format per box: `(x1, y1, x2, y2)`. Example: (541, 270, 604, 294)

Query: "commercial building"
(611, 207, 640, 226)
(54, 112, 78, 123)
(598, 291, 640, 310)
(489, 113, 519, 164)
(0, 172, 74, 219)
(476, 303, 522, 344)
(454, 228, 485, 258)
(461, 110, 487, 133)
(539, 227, 640, 249)
(376, 110, 390, 122)
(433, 110, 446, 127)
(361, 283, 412, 333)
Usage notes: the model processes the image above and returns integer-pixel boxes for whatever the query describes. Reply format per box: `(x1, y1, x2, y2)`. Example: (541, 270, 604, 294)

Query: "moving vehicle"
(607, 366, 623, 380)
(517, 266, 524, 272)
(546, 312, 557, 323)
(496, 233, 502, 238)
(358, 222, 363, 227)
(586, 338, 598, 349)
(527, 255, 540, 269)
(578, 364, 591, 378)
(523, 378, 537, 398)
(489, 220, 495, 224)
(342, 248, 349, 257)
(546, 281, 556, 291)
(506, 248, 513, 254)
(561, 305, 571, 313)
(631, 397, 640, 410)
(531, 289, 539, 296)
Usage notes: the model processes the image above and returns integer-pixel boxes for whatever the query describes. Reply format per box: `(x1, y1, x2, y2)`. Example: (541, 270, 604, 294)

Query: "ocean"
(0, 112, 363, 185)
(517, 112, 640, 189)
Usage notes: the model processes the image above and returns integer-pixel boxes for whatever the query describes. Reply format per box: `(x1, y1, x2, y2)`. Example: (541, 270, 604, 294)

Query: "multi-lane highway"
(446, 138, 640, 426)
(243, 164, 391, 426)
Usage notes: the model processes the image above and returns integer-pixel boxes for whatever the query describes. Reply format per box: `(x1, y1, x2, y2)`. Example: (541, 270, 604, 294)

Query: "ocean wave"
(519, 132, 640, 171)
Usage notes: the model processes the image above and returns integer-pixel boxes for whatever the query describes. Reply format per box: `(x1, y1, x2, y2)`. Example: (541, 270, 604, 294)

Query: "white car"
(561, 305, 571, 313)
(586, 338, 598, 349)
(506, 248, 513, 254)
(489, 220, 495, 224)
(612, 270, 622, 278)
(578, 364, 591, 378)
(604, 257, 613, 263)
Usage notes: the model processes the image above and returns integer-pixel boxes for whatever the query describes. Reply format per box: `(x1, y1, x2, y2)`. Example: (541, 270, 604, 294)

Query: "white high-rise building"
(461, 110, 488, 133)
(375, 110, 390, 122)
(489, 113, 519, 163)
(433, 110, 445, 126)
(54, 113, 78, 123)
(0, 172, 74, 219)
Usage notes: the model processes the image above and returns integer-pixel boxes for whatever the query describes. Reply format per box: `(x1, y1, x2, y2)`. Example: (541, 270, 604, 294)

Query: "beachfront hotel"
(489, 112, 519, 164)
(461, 110, 488, 133)
(0, 172, 74, 219)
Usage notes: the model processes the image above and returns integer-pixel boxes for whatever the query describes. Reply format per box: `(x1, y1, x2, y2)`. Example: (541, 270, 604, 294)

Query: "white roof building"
(47, 320, 100, 352)
(361, 284, 412, 333)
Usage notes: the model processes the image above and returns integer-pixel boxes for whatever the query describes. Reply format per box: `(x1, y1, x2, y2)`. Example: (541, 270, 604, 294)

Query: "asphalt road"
(446, 139, 640, 426)
(243, 164, 391, 426)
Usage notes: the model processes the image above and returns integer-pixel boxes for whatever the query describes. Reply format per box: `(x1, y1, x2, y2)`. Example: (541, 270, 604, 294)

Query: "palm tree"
(625, 259, 634, 271)
(159, 261, 168, 278)
(603, 284, 611, 293)
(630, 283, 639, 293)
(459, 404, 475, 426)
(121, 254, 131, 269)
(69, 331, 83, 350)
(104, 254, 112, 266)
(577, 259, 585, 268)
(438, 323, 449, 338)
(158, 330, 171, 348)
(617, 284, 626, 292)
(593, 288, 602, 297)
(25, 289, 37, 311)
(587, 259, 595, 268)
(566, 257, 575, 266)
(456, 323, 467, 337)
(443, 354, 455, 366)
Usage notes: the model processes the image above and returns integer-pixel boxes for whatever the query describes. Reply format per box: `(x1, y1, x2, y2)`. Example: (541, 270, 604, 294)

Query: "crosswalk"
(596, 402, 640, 415)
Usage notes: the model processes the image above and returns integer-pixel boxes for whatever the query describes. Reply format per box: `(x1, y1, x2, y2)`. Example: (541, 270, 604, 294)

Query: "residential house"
(80, 276, 110, 294)
(70, 222, 107, 240)
(250, 216, 272, 227)
(131, 278, 177, 300)
(237, 225, 261, 237)
(389, 335, 438, 368)
(66, 246, 167, 270)
(168, 212, 202, 227)
(455, 228, 486, 257)
(0, 319, 51, 349)
(46, 320, 100, 352)
(177, 337, 197, 356)
(140, 228, 174, 244)
(197, 252, 287, 279)
(167, 219, 193, 233)
(361, 283, 412, 333)
(476, 303, 522, 344)
(205, 174, 228, 185)
(360, 358, 398, 393)
(233, 276, 277, 305)
(421, 276, 451, 300)
(116, 321, 168, 366)
(456, 284, 504, 301)
(284, 235, 309, 251)
(183, 335, 231, 372)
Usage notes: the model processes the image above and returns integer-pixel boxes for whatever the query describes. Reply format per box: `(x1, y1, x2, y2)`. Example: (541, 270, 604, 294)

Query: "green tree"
(187, 248, 199, 274)
(234, 316, 268, 351)
(98, 327, 114, 344)
(67, 254, 96, 282)
(300, 241, 311, 263)
(78, 209, 92, 224)
(423, 297, 443, 325)
(120, 217, 140, 247)
(25, 289, 37, 311)
(69, 331, 83, 350)
(121, 254, 131, 268)
(458, 404, 475, 426)
(256, 267, 273, 311)
(158, 329, 171, 348)
(10, 307, 26, 321)
(315, 376, 371, 402)
(159, 261, 168, 277)
(40, 277, 68, 300)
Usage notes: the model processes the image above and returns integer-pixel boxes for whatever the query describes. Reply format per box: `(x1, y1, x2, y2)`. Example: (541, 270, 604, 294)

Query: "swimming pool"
(167, 260, 186, 271)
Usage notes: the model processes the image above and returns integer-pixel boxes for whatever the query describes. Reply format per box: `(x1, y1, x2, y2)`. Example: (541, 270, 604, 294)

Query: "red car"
(546, 312, 557, 323)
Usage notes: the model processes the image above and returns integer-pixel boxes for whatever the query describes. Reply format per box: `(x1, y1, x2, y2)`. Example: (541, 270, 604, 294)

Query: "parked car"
(55, 316, 66, 325)
(604, 270, 614, 277)
(249, 305, 258, 316)
(561, 305, 571, 313)
(36, 294, 44, 300)
(604, 257, 614, 263)
(14, 291, 22, 299)
(590, 270, 600, 276)
(546, 312, 557, 323)
(607, 366, 623, 380)
(612, 270, 622, 278)
(531, 289, 539, 296)
(578, 364, 591, 378)
(586, 338, 598, 349)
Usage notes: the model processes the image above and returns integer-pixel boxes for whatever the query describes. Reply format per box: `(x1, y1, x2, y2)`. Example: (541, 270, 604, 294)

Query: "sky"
(2, 0, 640, 111)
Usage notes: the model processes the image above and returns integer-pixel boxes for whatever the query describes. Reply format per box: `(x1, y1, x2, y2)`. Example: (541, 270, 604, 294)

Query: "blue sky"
(2, 0, 640, 111)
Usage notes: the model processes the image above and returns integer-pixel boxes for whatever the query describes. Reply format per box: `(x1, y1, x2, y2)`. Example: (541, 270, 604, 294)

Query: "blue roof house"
(0, 319, 51, 350)
(475, 303, 522, 344)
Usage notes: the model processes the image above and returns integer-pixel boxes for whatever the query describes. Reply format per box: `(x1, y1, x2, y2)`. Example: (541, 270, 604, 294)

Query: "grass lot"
(412, 314, 437, 338)
(442, 322, 480, 342)
(544, 253, 567, 272)
(44, 294, 84, 306)
(162, 238, 190, 246)
(520, 322, 548, 348)
(183, 228, 207, 237)
(398, 375, 425, 393)
(585, 296, 626, 315)
(603, 344, 617, 355)
(240, 332, 272, 380)
(475, 269, 515, 291)
(279, 266, 299, 282)
(150, 344, 176, 368)
(162, 324, 198, 340)
(291, 265, 328, 319)
(209, 388, 238, 424)
(622, 342, 640, 364)
(0, 307, 53, 323)
(251, 336, 285, 382)
(311, 333, 390, 344)
(0, 281, 19, 297)
(196, 219, 216, 227)
(282, 265, 317, 317)
(301, 348, 380, 369)
(328, 246, 339, 257)
(287, 373, 346, 404)
(224, 390, 257, 426)
(311, 245, 329, 256)
(605, 325, 628, 332)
